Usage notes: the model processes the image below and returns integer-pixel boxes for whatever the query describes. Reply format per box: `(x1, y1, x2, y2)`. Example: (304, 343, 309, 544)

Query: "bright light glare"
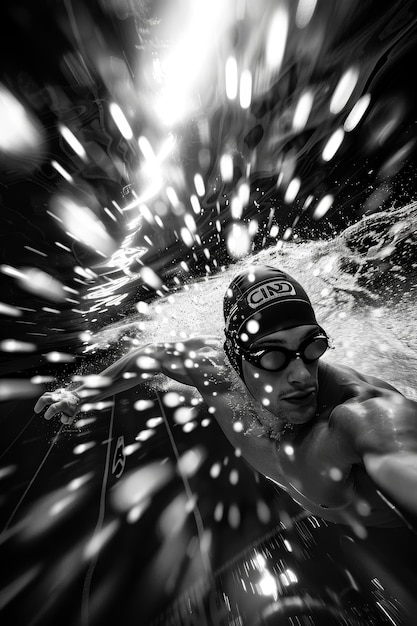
(1, 339, 36, 352)
(238, 182, 250, 207)
(177, 447, 206, 477)
(227, 223, 251, 258)
(0, 302, 22, 317)
(231, 197, 243, 219)
(0, 85, 41, 154)
(220, 154, 234, 181)
(139, 266, 162, 290)
(266, 6, 289, 72)
(153, 0, 233, 126)
(240, 70, 252, 109)
(302, 195, 314, 211)
(84, 521, 119, 560)
(181, 227, 194, 247)
(51, 160, 73, 182)
(344, 93, 371, 132)
(111, 462, 173, 512)
(322, 128, 345, 161)
(313, 194, 334, 220)
(284, 178, 301, 203)
(225, 56, 238, 100)
(59, 124, 87, 159)
(52, 196, 115, 255)
(194, 173, 205, 196)
(109, 102, 133, 140)
(184, 213, 197, 232)
(124, 134, 177, 209)
(330, 67, 359, 114)
(138, 136, 156, 161)
(286, 568, 298, 583)
(258, 571, 278, 597)
(14, 267, 66, 301)
(254, 552, 266, 569)
(190, 194, 201, 214)
(293, 91, 314, 131)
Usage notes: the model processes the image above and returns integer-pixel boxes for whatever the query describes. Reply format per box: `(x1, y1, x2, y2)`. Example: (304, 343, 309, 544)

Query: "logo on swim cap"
(247, 280, 296, 309)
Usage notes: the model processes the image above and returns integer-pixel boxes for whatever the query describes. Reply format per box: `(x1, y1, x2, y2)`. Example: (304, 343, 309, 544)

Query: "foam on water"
(89, 232, 417, 401)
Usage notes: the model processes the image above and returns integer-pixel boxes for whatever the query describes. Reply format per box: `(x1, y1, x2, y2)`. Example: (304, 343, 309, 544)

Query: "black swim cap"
(223, 265, 318, 376)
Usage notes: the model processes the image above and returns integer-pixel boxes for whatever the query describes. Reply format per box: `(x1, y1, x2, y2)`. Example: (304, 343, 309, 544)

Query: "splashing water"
(1, 1, 417, 625)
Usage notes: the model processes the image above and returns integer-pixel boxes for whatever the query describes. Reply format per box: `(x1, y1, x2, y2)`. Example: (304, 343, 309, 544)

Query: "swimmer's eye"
(241, 334, 329, 371)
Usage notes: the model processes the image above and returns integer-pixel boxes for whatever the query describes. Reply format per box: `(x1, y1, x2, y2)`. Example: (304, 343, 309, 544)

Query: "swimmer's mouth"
(282, 389, 316, 404)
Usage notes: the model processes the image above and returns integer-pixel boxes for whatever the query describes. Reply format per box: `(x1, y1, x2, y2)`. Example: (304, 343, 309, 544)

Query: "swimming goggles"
(238, 333, 329, 372)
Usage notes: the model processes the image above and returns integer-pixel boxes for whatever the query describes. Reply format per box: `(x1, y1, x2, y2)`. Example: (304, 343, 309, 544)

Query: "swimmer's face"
(241, 325, 320, 429)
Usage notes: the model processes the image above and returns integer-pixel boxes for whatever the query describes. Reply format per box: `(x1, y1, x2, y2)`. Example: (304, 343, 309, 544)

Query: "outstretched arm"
(33, 338, 211, 423)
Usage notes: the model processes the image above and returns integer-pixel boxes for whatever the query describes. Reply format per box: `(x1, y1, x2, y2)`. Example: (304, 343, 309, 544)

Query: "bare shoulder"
(321, 360, 403, 393)
(330, 386, 417, 457)
(319, 361, 417, 457)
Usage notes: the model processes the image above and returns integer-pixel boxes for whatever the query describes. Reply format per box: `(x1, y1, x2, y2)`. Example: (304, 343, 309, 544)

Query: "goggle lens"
(259, 350, 287, 370)
(303, 336, 328, 361)
(250, 335, 329, 371)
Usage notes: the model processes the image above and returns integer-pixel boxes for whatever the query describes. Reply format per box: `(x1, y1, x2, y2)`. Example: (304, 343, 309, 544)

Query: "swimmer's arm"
(34, 341, 195, 421)
(83, 341, 194, 395)
(364, 451, 417, 516)
(339, 394, 417, 517)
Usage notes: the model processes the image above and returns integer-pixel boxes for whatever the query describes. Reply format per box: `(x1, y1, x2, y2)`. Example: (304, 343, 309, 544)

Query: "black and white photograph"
(1, 1, 417, 624)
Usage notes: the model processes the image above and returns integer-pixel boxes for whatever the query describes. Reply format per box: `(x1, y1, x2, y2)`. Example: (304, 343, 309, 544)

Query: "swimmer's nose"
(287, 355, 313, 385)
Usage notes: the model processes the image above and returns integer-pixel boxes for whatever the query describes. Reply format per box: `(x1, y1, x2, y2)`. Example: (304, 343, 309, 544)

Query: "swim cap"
(223, 265, 318, 376)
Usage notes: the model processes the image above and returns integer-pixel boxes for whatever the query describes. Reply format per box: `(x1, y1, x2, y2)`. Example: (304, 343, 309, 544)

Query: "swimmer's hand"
(34, 389, 82, 424)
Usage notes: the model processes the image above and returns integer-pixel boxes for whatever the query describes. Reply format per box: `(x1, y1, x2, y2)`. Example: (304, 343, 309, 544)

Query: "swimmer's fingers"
(34, 391, 81, 423)
(43, 400, 72, 421)
(34, 392, 55, 414)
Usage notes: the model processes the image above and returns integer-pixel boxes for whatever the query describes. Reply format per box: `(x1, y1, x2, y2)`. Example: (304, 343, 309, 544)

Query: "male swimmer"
(35, 265, 417, 529)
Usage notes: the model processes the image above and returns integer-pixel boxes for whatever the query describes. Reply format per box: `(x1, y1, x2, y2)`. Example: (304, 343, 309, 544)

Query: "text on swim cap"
(247, 280, 296, 309)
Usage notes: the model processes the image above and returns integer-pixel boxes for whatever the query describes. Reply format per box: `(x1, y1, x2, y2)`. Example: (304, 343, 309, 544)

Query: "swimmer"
(34, 265, 417, 528)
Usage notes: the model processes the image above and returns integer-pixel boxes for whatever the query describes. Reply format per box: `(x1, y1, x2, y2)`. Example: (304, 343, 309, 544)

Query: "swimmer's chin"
(284, 406, 317, 425)
(268, 402, 317, 426)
